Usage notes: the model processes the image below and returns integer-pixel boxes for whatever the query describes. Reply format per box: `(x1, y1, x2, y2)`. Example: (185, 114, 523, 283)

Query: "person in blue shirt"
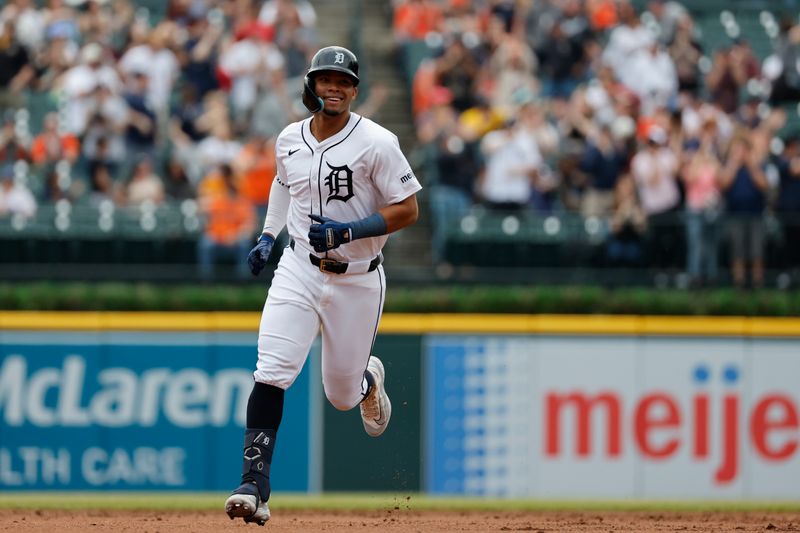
(719, 131, 769, 288)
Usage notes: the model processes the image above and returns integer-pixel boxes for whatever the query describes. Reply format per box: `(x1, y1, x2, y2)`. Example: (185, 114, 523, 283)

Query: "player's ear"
(353, 86, 358, 101)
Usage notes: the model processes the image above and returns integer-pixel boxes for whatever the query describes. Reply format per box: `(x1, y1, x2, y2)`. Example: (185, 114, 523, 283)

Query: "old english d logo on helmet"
(302, 46, 360, 113)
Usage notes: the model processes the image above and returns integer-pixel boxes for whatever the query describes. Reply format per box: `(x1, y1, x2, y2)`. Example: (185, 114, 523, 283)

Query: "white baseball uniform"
(254, 112, 421, 410)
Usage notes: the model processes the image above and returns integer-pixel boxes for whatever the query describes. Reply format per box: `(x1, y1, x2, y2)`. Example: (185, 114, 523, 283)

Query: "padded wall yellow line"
(1, 312, 799, 337)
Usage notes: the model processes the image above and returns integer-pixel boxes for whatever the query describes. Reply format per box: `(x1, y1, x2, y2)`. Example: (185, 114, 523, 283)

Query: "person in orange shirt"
(393, 0, 443, 42)
(197, 163, 256, 279)
(233, 135, 275, 221)
(30, 112, 80, 167)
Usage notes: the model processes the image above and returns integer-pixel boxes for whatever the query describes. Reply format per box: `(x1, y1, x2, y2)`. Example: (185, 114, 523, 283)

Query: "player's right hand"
(247, 234, 275, 276)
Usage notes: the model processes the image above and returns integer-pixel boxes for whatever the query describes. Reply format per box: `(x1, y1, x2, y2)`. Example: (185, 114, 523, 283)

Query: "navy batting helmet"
(302, 46, 360, 113)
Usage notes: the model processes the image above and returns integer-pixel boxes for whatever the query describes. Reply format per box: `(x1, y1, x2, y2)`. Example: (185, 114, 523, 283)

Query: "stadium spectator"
(579, 123, 627, 218)
(602, 3, 654, 82)
(0, 164, 36, 219)
(121, 70, 157, 159)
(631, 126, 681, 269)
(681, 119, 723, 285)
(0, 19, 35, 112)
(273, 2, 317, 88)
(620, 41, 677, 116)
(233, 135, 276, 221)
(80, 82, 128, 176)
(0, 111, 29, 165)
(606, 173, 647, 267)
(2, 0, 47, 52)
(768, 15, 800, 105)
(434, 33, 481, 112)
(218, 21, 284, 126)
(534, 0, 590, 99)
(41, 166, 78, 202)
(119, 22, 180, 117)
(776, 134, 800, 269)
(178, 11, 224, 98)
(719, 131, 770, 288)
(197, 163, 255, 279)
(196, 120, 242, 178)
(169, 84, 206, 145)
(706, 47, 749, 115)
(57, 42, 122, 136)
(163, 156, 195, 202)
(458, 94, 506, 142)
(87, 149, 121, 207)
(523, 98, 560, 160)
(123, 156, 164, 206)
(479, 105, 549, 212)
(487, 33, 538, 116)
(393, 0, 443, 43)
(33, 18, 79, 91)
(668, 16, 703, 94)
(30, 112, 80, 167)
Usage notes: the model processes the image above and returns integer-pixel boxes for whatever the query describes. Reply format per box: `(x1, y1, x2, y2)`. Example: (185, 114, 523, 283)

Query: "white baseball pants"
(253, 243, 386, 410)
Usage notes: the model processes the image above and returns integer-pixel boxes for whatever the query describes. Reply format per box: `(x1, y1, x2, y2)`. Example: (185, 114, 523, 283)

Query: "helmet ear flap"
(302, 75, 324, 114)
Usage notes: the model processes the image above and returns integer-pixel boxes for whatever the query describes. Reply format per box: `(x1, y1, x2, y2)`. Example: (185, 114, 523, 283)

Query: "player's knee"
(326, 393, 355, 411)
(323, 372, 364, 410)
(323, 384, 359, 411)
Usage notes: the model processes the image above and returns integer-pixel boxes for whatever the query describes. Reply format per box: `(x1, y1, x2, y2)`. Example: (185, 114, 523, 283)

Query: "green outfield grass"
(0, 493, 798, 513)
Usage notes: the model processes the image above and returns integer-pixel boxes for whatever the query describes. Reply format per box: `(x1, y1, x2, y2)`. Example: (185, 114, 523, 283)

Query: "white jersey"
(275, 112, 422, 262)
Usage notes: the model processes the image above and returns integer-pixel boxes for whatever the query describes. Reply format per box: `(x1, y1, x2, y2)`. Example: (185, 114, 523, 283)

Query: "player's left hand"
(308, 214, 352, 252)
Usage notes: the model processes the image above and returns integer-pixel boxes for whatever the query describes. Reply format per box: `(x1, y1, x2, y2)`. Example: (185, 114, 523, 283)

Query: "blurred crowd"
(0, 0, 321, 277)
(398, 0, 800, 287)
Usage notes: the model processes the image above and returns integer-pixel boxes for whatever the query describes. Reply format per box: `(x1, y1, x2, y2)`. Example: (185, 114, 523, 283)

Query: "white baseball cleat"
(225, 482, 270, 526)
(360, 356, 391, 437)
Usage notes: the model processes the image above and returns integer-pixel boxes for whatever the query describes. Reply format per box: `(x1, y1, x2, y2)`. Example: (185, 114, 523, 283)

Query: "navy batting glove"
(247, 234, 275, 276)
(308, 214, 351, 252)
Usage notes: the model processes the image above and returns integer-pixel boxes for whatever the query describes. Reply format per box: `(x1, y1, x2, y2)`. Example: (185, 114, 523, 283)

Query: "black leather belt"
(290, 240, 382, 274)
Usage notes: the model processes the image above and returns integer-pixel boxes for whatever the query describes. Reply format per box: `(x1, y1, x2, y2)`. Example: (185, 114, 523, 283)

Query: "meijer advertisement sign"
(427, 336, 800, 499)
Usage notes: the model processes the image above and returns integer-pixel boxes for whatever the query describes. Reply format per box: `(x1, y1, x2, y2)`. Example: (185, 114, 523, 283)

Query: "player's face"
(314, 71, 358, 116)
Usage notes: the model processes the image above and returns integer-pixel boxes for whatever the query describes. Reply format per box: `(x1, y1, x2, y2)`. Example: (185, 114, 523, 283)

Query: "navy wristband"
(349, 213, 388, 240)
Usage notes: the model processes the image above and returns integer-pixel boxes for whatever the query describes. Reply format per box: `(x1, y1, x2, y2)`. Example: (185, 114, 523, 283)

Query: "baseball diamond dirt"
(1, 509, 800, 532)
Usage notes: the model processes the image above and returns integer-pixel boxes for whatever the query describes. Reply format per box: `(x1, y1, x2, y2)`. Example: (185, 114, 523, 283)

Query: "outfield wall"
(1, 313, 799, 499)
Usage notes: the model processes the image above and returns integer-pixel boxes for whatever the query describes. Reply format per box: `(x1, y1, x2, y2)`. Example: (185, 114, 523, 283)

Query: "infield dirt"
(1, 509, 799, 532)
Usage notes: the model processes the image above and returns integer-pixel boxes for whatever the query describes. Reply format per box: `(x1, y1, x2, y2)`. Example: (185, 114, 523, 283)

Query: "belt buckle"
(318, 258, 339, 273)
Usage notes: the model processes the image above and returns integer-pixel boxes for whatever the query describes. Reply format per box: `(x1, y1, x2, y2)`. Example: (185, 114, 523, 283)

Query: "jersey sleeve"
(371, 133, 422, 205)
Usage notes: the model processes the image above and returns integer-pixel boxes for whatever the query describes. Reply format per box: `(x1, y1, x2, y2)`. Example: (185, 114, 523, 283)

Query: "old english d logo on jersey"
(324, 162, 354, 203)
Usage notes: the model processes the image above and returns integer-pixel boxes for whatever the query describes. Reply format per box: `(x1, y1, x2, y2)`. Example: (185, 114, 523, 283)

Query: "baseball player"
(225, 46, 421, 525)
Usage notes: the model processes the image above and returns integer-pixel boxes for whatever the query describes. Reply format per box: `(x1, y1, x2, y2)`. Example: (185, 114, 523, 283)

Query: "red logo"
(544, 365, 799, 484)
